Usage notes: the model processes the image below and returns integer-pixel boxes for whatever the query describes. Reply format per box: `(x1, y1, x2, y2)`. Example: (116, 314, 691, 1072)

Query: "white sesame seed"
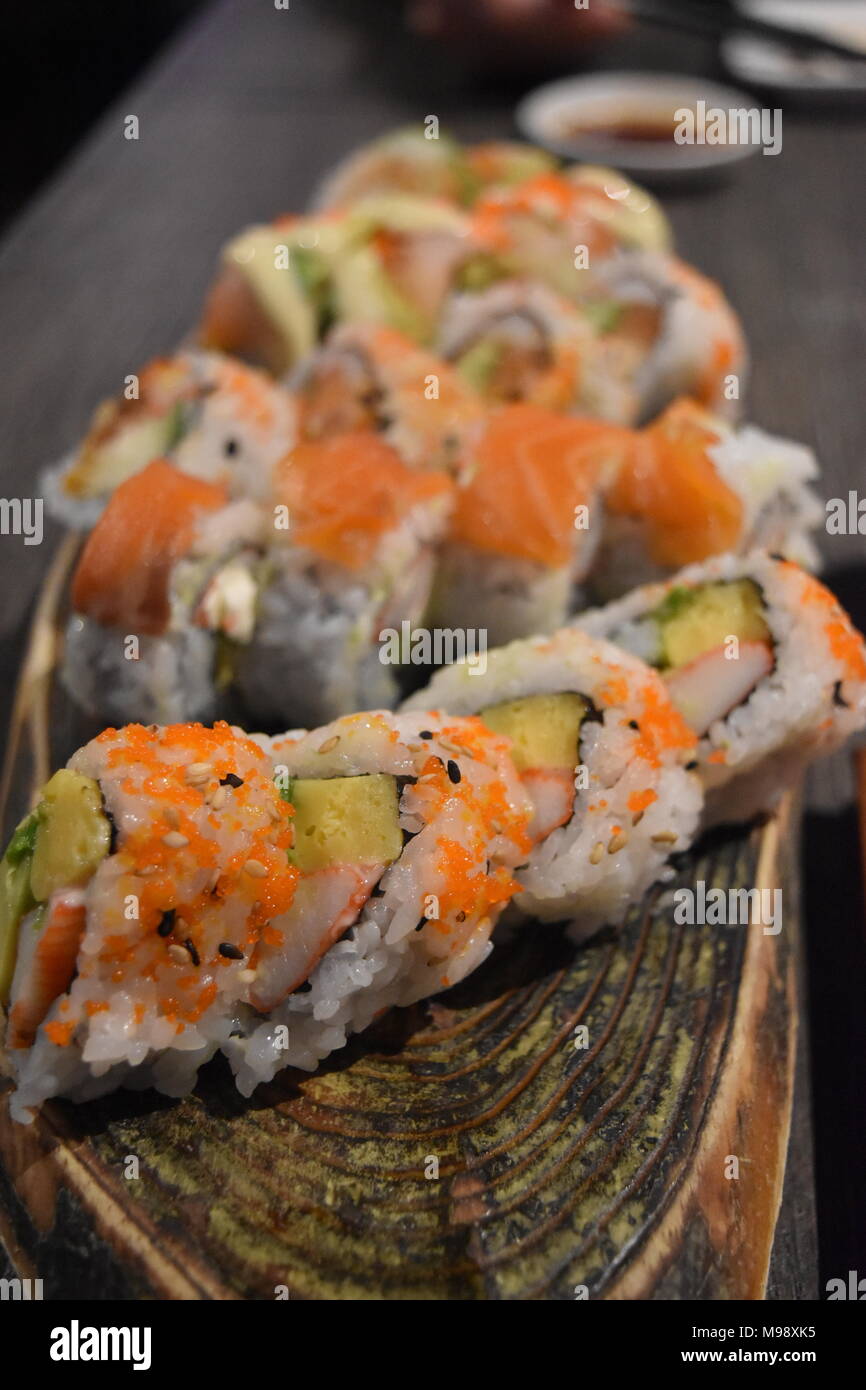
(244, 859, 268, 878)
(163, 806, 180, 829)
(651, 831, 678, 846)
(167, 944, 189, 965)
(589, 841, 605, 865)
(162, 831, 189, 849)
(210, 786, 228, 811)
(608, 832, 628, 855)
(239, 968, 257, 983)
(186, 762, 213, 783)
(317, 734, 340, 754)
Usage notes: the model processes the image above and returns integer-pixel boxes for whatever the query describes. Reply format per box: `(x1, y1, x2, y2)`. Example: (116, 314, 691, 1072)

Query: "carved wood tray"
(0, 535, 797, 1300)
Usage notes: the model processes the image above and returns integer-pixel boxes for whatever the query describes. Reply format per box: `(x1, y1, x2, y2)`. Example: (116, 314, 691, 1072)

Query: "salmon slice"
(274, 432, 453, 571)
(449, 402, 633, 567)
(71, 460, 228, 634)
(607, 397, 744, 568)
(7, 892, 87, 1050)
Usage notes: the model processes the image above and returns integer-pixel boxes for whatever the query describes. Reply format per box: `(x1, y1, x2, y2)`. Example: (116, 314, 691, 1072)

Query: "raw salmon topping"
(71, 460, 228, 634)
(449, 403, 631, 566)
(607, 398, 743, 567)
(274, 432, 453, 570)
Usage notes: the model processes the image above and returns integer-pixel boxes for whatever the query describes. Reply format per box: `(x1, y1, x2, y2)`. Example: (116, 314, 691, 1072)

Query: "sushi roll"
(0, 715, 530, 1120)
(292, 322, 485, 477)
(233, 432, 455, 727)
(312, 125, 474, 210)
(427, 403, 631, 646)
(469, 170, 671, 303)
(329, 193, 477, 346)
(63, 461, 264, 726)
(1, 721, 300, 1120)
(438, 278, 635, 423)
(464, 140, 558, 195)
(574, 552, 866, 824)
(227, 708, 532, 1090)
(199, 214, 345, 374)
(591, 252, 748, 424)
(562, 165, 672, 255)
(403, 627, 702, 932)
(590, 398, 822, 599)
(45, 350, 297, 527)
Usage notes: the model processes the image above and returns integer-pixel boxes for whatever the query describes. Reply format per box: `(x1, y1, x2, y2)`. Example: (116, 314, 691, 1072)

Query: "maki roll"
(574, 552, 866, 823)
(0, 715, 530, 1120)
(562, 165, 672, 254)
(293, 322, 485, 477)
(45, 351, 297, 527)
(427, 403, 631, 646)
(233, 432, 454, 727)
(591, 398, 822, 599)
(591, 252, 748, 424)
(312, 128, 557, 212)
(199, 214, 344, 374)
(439, 279, 631, 420)
(2, 721, 300, 1120)
(469, 170, 671, 303)
(329, 193, 476, 346)
(464, 140, 557, 195)
(228, 709, 531, 1089)
(63, 461, 264, 726)
(403, 627, 702, 933)
(312, 125, 474, 209)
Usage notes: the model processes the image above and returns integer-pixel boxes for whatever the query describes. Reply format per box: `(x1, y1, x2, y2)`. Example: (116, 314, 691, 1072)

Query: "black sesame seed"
(223, 438, 240, 456)
(419, 730, 433, 740)
(295, 980, 313, 994)
(685, 760, 699, 771)
(220, 773, 244, 788)
(446, 759, 461, 784)
(157, 910, 175, 937)
(628, 720, 639, 730)
(218, 942, 244, 960)
(414, 918, 427, 932)
(833, 679, 850, 709)
(184, 938, 201, 967)
(769, 551, 785, 562)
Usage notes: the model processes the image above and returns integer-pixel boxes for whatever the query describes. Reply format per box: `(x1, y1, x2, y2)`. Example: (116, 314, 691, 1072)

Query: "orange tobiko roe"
(449, 402, 633, 568)
(607, 397, 744, 568)
(71, 460, 228, 635)
(274, 432, 453, 571)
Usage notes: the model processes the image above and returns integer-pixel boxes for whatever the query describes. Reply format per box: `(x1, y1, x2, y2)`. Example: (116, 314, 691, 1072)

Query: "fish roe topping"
(71, 722, 299, 1028)
(785, 562, 866, 683)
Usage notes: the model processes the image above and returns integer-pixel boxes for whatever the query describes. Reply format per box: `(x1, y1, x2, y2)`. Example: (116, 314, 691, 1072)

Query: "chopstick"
(628, 0, 866, 63)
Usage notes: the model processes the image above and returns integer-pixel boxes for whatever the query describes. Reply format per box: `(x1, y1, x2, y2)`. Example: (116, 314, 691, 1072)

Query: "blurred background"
(1, 0, 865, 1294)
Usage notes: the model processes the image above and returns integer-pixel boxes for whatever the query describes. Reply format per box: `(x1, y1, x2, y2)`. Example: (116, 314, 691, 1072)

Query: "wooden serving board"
(0, 537, 798, 1300)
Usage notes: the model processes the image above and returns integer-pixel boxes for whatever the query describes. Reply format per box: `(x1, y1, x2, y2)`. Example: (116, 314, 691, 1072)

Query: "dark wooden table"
(2, 0, 865, 1297)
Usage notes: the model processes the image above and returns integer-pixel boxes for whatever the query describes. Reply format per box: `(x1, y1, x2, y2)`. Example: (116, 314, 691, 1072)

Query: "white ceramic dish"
(516, 71, 765, 181)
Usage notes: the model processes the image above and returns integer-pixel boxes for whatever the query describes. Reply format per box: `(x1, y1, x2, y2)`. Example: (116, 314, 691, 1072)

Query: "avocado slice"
(225, 226, 320, 362)
(655, 580, 770, 671)
(288, 773, 403, 874)
(29, 770, 112, 904)
(456, 339, 504, 392)
(455, 254, 505, 293)
(0, 813, 38, 1003)
(70, 404, 186, 500)
(331, 245, 432, 344)
(480, 693, 588, 772)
